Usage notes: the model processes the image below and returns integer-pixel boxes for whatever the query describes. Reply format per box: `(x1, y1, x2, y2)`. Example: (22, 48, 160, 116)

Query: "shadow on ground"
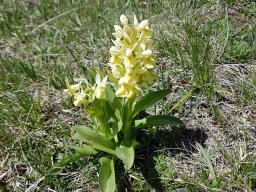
(117, 126, 208, 192)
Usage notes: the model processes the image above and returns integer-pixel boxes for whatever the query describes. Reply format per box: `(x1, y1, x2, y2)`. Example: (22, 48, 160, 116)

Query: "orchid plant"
(65, 15, 184, 192)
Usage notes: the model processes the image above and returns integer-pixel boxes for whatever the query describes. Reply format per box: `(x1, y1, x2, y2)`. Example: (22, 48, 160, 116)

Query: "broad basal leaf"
(134, 115, 184, 129)
(69, 145, 98, 155)
(99, 157, 116, 192)
(93, 143, 116, 155)
(72, 126, 116, 154)
(132, 89, 171, 117)
(115, 141, 137, 170)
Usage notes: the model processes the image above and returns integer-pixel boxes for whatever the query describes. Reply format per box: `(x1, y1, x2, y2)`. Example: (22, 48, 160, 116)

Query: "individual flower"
(64, 77, 81, 95)
(94, 74, 107, 99)
(65, 77, 94, 107)
(73, 90, 87, 106)
(109, 14, 156, 98)
(115, 71, 140, 98)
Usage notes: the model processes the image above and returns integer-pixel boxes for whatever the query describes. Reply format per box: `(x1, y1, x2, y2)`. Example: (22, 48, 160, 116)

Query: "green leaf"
(72, 126, 116, 154)
(99, 157, 116, 192)
(132, 89, 172, 117)
(86, 67, 96, 84)
(168, 92, 192, 113)
(107, 69, 118, 84)
(105, 84, 115, 104)
(115, 108, 123, 133)
(115, 142, 135, 170)
(104, 85, 123, 137)
(69, 145, 98, 155)
(134, 115, 184, 129)
(86, 105, 104, 118)
(93, 143, 116, 155)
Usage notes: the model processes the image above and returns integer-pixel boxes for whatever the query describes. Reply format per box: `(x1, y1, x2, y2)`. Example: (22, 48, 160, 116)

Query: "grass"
(0, 0, 256, 191)
(235, 70, 256, 105)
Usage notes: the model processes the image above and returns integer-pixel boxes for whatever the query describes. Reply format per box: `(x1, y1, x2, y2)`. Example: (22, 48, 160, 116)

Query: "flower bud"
(114, 25, 122, 32)
(137, 20, 149, 31)
(120, 15, 128, 25)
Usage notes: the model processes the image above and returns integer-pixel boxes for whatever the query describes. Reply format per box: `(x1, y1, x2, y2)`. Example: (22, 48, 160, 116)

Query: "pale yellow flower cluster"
(66, 15, 156, 104)
(65, 75, 107, 107)
(109, 15, 156, 98)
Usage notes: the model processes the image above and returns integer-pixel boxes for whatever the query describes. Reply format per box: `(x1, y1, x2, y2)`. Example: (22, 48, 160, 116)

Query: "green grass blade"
(168, 92, 192, 113)
(134, 115, 184, 129)
(196, 142, 216, 179)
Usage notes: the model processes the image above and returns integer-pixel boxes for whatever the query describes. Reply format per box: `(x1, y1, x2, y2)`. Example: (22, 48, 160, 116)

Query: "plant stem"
(123, 99, 133, 141)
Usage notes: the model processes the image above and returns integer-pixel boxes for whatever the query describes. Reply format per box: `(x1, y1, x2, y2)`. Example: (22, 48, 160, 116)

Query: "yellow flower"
(109, 55, 121, 64)
(94, 75, 107, 99)
(118, 73, 133, 84)
(109, 14, 156, 98)
(140, 70, 156, 85)
(73, 90, 87, 107)
(64, 74, 107, 106)
(137, 19, 149, 31)
(64, 77, 80, 95)
(95, 86, 105, 99)
(124, 55, 136, 68)
(115, 82, 137, 98)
